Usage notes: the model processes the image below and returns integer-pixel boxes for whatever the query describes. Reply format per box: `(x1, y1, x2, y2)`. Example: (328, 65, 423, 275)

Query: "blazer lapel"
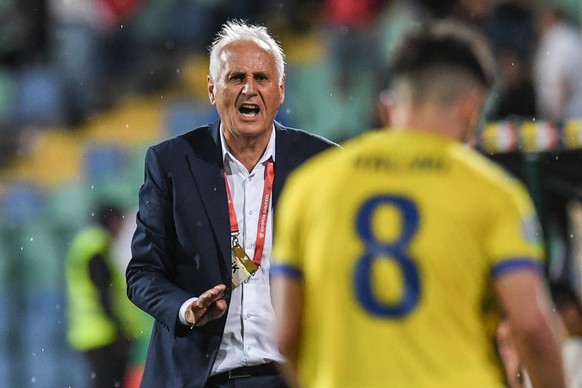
(273, 122, 302, 210)
(184, 121, 231, 271)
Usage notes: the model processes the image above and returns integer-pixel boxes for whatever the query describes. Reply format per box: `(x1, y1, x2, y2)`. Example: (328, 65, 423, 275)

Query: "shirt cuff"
(178, 297, 198, 325)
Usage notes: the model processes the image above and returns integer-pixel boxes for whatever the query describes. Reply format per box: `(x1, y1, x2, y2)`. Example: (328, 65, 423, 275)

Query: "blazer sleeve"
(126, 146, 195, 336)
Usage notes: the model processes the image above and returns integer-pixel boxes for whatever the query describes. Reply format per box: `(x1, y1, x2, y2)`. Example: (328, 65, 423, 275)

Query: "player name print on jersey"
(354, 154, 447, 172)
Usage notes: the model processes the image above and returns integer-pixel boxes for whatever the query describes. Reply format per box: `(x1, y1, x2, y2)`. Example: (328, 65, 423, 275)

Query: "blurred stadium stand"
(0, 73, 217, 386)
(14, 67, 65, 126)
(164, 98, 219, 138)
(0, 0, 580, 386)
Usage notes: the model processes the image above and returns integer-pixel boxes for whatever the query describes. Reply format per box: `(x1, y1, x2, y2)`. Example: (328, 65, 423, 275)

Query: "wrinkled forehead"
(218, 41, 277, 74)
(224, 38, 271, 53)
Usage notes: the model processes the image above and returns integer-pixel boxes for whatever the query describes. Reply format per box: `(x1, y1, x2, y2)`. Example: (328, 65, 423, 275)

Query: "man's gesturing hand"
(185, 284, 228, 327)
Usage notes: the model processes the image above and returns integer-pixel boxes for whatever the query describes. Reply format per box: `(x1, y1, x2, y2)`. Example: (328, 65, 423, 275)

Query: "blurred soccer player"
(271, 21, 565, 388)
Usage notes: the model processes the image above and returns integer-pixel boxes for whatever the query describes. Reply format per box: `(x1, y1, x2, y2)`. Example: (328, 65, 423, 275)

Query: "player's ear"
(377, 89, 395, 127)
(459, 86, 486, 142)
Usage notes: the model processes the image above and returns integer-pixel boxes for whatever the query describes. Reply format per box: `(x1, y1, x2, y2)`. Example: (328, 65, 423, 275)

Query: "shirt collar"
(220, 125, 277, 167)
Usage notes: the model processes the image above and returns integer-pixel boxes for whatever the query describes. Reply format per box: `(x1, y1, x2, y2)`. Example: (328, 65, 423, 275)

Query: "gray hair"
(209, 20, 286, 85)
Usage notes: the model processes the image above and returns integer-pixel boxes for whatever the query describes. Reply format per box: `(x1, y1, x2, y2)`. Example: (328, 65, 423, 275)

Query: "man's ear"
(377, 90, 395, 127)
(459, 87, 486, 140)
(279, 74, 286, 105)
(208, 75, 216, 105)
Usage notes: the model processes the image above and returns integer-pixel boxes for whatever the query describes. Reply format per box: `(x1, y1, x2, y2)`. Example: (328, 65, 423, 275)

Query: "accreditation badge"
(230, 241, 259, 289)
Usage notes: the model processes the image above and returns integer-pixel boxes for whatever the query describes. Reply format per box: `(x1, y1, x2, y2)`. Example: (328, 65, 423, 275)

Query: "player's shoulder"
(285, 131, 380, 185)
(276, 123, 340, 155)
(288, 140, 344, 181)
(450, 143, 527, 197)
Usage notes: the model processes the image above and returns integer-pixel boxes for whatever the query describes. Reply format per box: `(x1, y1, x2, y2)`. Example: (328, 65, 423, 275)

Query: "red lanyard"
(224, 158, 275, 266)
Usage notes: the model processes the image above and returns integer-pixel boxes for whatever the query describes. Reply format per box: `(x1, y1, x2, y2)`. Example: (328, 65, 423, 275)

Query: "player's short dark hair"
(389, 20, 496, 91)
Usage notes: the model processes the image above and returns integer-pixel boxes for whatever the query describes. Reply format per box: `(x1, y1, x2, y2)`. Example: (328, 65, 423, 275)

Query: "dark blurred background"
(0, 0, 581, 386)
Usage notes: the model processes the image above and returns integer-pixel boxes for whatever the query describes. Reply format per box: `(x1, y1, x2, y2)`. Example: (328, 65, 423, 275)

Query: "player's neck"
(395, 104, 465, 141)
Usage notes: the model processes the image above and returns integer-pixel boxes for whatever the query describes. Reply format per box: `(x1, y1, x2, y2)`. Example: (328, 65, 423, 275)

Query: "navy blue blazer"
(126, 120, 337, 388)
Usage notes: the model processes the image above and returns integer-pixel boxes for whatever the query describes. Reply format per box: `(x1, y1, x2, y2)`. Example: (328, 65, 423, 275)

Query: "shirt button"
(249, 211, 253, 215)
(247, 346, 252, 351)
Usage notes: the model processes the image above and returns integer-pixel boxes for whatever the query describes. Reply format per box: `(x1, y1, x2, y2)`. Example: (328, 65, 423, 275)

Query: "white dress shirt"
(179, 126, 284, 374)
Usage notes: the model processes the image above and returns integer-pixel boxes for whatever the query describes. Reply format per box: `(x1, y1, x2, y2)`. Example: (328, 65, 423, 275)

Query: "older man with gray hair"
(126, 20, 337, 388)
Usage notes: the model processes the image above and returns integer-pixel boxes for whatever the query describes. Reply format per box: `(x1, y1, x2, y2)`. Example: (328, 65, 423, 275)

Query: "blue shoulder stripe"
(490, 258, 542, 278)
(270, 263, 303, 280)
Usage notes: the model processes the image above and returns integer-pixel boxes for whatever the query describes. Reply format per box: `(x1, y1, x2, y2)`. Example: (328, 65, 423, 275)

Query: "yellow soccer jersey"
(272, 130, 544, 388)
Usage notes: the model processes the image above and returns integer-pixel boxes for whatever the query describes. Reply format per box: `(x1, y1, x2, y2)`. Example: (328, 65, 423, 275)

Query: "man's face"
(208, 41, 285, 143)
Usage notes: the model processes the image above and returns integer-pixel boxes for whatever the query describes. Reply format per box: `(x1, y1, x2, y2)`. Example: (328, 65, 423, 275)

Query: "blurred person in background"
(448, 0, 496, 29)
(0, 0, 48, 66)
(112, 207, 153, 388)
(533, 7, 582, 123)
(48, 0, 142, 125)
(126, 20, 337, 388)
(321, 0, 387, 95)
(271, 21, 565, 388)
(317, 0, 389, 142)
(488, 49, 536, 121)
(66, 203, 144, 388)
(550, 283, 582, 387)
(486, 0, 537, 121)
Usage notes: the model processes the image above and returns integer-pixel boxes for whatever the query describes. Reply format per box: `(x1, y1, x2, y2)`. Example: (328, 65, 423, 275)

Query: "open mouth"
(239, 103, 260, 117)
